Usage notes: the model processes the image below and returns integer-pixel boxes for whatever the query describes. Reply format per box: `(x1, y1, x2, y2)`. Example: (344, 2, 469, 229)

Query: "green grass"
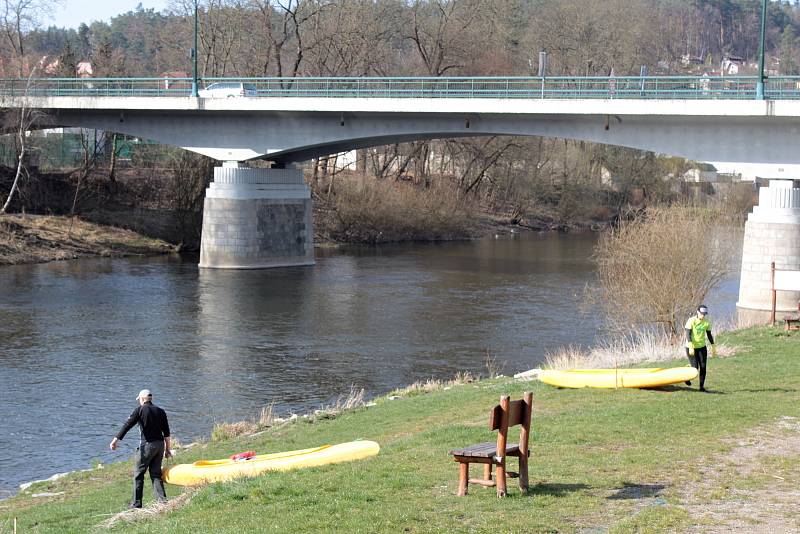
(1, 327, 798, 533)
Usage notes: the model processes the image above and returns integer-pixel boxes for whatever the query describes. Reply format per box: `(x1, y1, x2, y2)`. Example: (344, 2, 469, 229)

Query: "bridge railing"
(2, 76, 800, 99)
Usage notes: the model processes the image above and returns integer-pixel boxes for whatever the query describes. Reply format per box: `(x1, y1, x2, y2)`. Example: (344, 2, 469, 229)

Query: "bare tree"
(248, 0, 325, 81)
(405, 0, 496, 76)
(1, 69, 45, 214)
(1, 0, 62, 76)
(166, 150, 214, 244)
(303, 0, 400, 76)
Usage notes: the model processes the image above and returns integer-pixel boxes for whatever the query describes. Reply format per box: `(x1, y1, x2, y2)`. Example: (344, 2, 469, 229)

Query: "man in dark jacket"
(109, 389, 172, 508)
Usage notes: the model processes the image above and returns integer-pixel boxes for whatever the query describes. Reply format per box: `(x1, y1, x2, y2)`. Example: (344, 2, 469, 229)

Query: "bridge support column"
(199, 163, 315, 269)
(736, 180, 800, 325)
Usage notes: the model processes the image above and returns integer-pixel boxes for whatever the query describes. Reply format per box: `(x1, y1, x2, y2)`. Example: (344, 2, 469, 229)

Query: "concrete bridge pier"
(199, 162, 315, 269)
(736, 179, 800, 325)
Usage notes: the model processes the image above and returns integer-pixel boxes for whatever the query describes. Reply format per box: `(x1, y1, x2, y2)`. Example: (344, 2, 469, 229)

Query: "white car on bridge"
(198, 82, 257, 98)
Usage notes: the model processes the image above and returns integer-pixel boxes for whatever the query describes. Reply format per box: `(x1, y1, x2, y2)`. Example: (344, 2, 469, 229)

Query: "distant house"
(36, 57, 93, 77)
(721, 55, 744, 75)
(42, 56, 60, 75)
(683, 163, 718, 183)
(77, 61, 93, 78)
(681, 54, 704, 67)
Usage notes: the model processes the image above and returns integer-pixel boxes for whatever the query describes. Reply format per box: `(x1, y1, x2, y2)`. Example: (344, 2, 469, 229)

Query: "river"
(0, 232, 739, 497)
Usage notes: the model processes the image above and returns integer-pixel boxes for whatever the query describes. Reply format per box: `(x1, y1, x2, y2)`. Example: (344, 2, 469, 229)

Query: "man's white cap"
(136, 389, 152, 400)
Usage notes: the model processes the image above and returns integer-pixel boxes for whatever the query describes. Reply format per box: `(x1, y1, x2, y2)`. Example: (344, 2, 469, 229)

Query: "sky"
(49, 0, 170, 29)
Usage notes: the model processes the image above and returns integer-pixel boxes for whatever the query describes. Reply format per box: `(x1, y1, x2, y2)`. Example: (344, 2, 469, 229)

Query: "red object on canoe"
(230, 451, 256, 461)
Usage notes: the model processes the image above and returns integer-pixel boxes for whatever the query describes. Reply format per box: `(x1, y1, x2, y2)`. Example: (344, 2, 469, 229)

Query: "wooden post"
(483, 463, 492, 481)
(496, 395, 510, 497)
(457, 462, 469, 496)
(518, 392, 533, 492)
(771, 261, 777, 326)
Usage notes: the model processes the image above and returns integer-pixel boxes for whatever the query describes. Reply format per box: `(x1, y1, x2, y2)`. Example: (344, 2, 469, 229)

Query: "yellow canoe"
(164, 440, 380, 486)
(538, 367, 698, 389)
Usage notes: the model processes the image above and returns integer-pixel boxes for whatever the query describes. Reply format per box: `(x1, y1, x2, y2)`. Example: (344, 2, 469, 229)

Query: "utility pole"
(191, 0, 199, 97)
(757, 0, 767, 100)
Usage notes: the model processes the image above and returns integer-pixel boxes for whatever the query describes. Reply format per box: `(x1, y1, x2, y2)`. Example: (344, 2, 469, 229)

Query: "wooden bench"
(449, 392, 532, 497)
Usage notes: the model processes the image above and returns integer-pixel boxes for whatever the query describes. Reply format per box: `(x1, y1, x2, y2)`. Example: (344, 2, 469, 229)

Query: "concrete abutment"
(737, 180, 800, 325)
(199, 163, 315, 269)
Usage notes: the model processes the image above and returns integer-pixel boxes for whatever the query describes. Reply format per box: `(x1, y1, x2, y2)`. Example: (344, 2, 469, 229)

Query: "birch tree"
(1, 69, 45, 214)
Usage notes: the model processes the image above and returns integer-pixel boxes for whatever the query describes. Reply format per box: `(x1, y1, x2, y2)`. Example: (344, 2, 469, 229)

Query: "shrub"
(330, 178, 476, 243)
(590, 204, 737, 336)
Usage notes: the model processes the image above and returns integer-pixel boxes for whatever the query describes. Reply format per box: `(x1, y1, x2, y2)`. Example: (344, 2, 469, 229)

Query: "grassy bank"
(2, 327, 799, 533)
(0, 214, 176, 266)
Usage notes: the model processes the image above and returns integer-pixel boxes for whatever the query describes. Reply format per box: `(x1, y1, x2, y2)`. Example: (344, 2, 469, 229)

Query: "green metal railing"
(2, 76, 800, 99)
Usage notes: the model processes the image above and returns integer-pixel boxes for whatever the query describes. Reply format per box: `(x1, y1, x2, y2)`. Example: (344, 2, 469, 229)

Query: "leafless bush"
(484, 349, 505, 378)
(330, 178, 476, 243)
(590, 204, 737, 336)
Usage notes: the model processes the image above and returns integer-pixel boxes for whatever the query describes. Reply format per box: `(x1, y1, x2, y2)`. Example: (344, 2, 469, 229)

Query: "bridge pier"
(199, 163, 315, 269)
(736, 179, 800, 325)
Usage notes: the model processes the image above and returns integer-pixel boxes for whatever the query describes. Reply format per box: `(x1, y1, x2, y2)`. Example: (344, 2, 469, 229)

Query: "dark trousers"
(133, 440, 167, 507)
(687, 346, 708, 388)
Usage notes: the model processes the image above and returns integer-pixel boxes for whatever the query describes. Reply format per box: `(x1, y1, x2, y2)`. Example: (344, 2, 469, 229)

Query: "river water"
(0, 232, 739, 497)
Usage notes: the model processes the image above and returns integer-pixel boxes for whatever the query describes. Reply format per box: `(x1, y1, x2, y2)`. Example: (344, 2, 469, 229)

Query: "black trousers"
(687, 346, 708, 388)
(133, 440, 167, 507)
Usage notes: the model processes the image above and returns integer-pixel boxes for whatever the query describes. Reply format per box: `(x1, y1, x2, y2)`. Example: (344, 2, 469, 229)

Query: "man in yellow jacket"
(685, 304, 716, 392)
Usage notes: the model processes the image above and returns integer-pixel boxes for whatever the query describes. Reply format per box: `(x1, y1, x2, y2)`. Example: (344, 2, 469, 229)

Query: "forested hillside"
(12, 0, 800, 79)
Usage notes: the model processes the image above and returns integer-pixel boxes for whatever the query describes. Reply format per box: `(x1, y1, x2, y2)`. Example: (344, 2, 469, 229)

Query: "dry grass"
(334, 386, 365, 411)
(313, 386, 366, 420)
(540, 331, 737, 371)
(388, 371, 476, 397)
(96, 491, 193, 529)
(210, 421, 259, 442)
(258, 401, 277, 428)
(0, 214, 174, 265)
(211, 388, 370, 442)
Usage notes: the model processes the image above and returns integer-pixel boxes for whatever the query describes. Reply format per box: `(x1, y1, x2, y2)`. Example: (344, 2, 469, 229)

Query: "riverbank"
(2, 326, 798, 532)
(0, 209, 592, 268)
(0, 214, 177, 266)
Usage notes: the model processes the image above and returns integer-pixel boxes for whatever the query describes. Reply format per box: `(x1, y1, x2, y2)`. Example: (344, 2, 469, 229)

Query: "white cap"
(136, 389, 152, 400)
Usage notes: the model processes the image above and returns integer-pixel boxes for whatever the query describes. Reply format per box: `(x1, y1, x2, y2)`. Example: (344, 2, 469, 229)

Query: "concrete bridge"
(3, 75, 800, 269)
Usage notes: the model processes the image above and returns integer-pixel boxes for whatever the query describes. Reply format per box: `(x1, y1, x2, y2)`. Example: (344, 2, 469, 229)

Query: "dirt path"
(677, 416, 800, 533)
(584, 416, 800, 533)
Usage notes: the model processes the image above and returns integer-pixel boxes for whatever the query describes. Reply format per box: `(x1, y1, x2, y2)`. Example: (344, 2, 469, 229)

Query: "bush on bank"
(328, 178, 477, 243)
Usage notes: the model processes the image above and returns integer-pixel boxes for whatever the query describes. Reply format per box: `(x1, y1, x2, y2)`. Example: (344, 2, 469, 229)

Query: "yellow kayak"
(164, 440, 380, 486)
(538, 367, 698, 389)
